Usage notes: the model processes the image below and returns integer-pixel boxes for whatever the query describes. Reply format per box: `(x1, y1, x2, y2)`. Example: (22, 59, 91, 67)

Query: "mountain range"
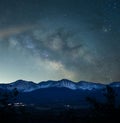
(0, 79, 120, 108)
(0, 79, 112, 92)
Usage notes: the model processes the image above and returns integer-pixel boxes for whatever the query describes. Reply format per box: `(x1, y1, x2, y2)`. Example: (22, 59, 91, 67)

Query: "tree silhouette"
(86, 85, 117, 121)
(103, 85, 116, 110)
(0, 88, 19, 112)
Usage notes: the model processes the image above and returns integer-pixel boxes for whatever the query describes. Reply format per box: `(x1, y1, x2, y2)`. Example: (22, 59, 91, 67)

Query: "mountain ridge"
(0, 79, 119, 92)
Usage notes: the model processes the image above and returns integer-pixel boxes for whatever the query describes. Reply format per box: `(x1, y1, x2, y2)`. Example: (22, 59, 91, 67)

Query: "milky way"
(0, 0, 120, 83)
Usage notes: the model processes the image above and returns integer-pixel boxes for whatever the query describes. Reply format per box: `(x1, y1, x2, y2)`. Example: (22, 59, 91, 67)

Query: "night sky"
(0, 0, 120, 83)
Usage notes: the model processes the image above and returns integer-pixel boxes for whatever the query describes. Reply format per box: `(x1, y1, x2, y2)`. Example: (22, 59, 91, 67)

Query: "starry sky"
(0, 0, 120, 83)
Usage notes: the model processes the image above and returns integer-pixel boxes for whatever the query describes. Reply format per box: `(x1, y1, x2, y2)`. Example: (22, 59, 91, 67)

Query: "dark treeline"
(0, 86, 120, 123)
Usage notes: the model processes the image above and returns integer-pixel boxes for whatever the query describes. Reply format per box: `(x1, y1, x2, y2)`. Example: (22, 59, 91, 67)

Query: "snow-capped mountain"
(77, 81, 105, 90)
(0, 79, 119, 92)
(9, 80, 40, 92)
(39, 79, 105, 90)
(0, 80, 39, 92)
(39, 79, 77, 90)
